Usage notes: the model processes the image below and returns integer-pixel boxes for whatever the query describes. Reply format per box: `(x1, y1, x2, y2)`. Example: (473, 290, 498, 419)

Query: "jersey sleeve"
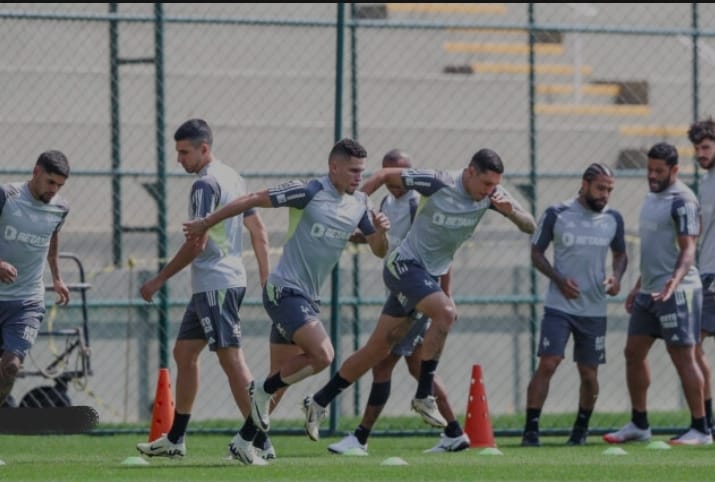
(268, 179, 322, 209)
(671, 195, 701, 237)
(357, 195, 376, 236)
(532, 206, 557, 250)
(190, 177, 220, 219)
(608, 210, 626, 252)
(401, 169, 451, 196)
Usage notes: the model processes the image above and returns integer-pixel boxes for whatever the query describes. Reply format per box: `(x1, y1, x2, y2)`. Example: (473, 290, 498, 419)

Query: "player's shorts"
(628, 288, 702, 346)
(177, 287, 246, 350)
(701, 274, 715, 336)
(381, 256, 441, 318)
(391, 312, 430, 357)
(0, 299, 44, 361)
(263, 282, 321, 344)
(537, 307, 606, 365)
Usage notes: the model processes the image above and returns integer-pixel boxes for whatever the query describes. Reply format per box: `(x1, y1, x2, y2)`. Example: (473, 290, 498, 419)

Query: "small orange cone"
(148, 368, 175, 442)
(463, 364, 496, 448)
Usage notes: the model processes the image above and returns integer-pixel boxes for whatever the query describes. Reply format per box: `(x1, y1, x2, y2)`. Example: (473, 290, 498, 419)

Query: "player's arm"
(243, 211, 270, 286)
(625, 276, 641, 314)
(490, 189, 536, 234)
(364, 210, 390, 258)
(605, 210, 628, 296)
(47, 231, 70, 305)
(360, 168, 405, 196)
(530, 207, 578, 299)
(140, 233, 206, 303)
(654, 234, 698, 302)
(183, 189, 273, 238)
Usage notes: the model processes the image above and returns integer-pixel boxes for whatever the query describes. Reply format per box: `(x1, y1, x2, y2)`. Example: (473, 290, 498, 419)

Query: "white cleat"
(249, 379, 273, 432)
(328, 433, 368, 455)
(602, 422, 652, 444)
(303, 395, 327, 441)
(228, 432, 266, 465)
(254, 439, 277, 460)
(136, 434, 186, 458)
(411, 396, 447, 428)
(669, 428, 713, 446)
(423, 433, 470, 453)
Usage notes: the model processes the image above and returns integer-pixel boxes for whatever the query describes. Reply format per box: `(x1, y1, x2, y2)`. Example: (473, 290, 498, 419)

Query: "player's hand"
(625, 289, 637, 314)
(53, 279, 70, 305)
(182, 217, 208, 240)
(489, 191, 514, 216)
(604, 276, 620, 296)
(652, 278, 676, 302)
(555, 274, 580, 299)
(0, 260, 17, 284)
(371, 210, 391, 232)
(139, 278, 162, 302)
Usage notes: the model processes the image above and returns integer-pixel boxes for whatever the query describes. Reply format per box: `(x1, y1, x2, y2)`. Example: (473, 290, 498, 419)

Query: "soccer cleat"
(303, 395, 327, 441)
(254, 437, 277, 460)
(136, 434, 186, 458)
(411, 396, 448, 428)
(249, 379, 273, 432)
(602, 422, 651, 444)
(228, 432, 266, 465)
(668, 428, 713, 446)
(520, 430, 541, 447)
(328, 433, 368, 455)
(423, 433, 470, 453)
(566, 427, 588, 446)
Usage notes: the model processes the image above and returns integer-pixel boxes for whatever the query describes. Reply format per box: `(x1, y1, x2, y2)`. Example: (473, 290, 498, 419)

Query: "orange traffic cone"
(463, 364, 496, 447)
(148, 368, 175, 442)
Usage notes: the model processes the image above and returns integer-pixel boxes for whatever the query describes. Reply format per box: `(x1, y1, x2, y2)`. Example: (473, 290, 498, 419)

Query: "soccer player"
(328, 149, 468, 456)
(603, 142, 711, 445)
(0, 151, 71, 407)
(520, 163, 627, 447)
(182, 138, 390, 464)
(135, 119, 273, 462)
(301, 148, 536, 442)
(687, 118, 715, 434)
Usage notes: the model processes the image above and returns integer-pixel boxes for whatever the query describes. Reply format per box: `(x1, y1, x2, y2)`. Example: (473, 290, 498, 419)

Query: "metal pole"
(109, 3, 122, 267)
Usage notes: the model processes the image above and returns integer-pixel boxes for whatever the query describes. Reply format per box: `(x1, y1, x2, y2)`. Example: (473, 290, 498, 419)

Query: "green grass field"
(0, 430, 713, 482)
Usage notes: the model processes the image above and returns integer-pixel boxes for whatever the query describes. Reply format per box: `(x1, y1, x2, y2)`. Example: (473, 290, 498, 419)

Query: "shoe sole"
(136, 447, 184, 458)
(411, 405, 447, 428)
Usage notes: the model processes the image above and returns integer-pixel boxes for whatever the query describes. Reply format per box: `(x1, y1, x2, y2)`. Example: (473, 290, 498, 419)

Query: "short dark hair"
(647, 142, 678, 166)
(469, 148, 504, 174)
(687, 116, 715, 144)
(36, 150, 70, 177)
(174, 118, 213, 147)
(329, 138, 367, 160)
(582, 162, 614, 182)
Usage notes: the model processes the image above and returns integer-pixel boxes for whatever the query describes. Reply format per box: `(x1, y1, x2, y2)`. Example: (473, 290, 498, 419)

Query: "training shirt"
(379, 190, 419, 253)
(0, 182, 69, 302)
(266, 176, 376, 302)
(392, 169, 511, 277)
(532, 198, 626, 317)
(189, 160, 255, 293)
(638, 179, 701, 293)
(699, 170, 715, 275)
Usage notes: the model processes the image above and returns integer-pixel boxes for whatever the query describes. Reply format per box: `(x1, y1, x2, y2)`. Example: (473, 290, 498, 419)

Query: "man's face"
(693, 138, 715, 171)
(29, 167, 66, 204)
(465, 166, 501, 201)
(581, 174, 614, 212)
(647, 157, 677, 193)
(331, 156, 366, 194)
(175, 139, 206, 174)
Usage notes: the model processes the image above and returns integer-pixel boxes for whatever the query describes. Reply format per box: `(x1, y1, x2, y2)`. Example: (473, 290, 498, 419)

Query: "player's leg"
(0, 299, 42, 405)
(697, 275, 715, 432)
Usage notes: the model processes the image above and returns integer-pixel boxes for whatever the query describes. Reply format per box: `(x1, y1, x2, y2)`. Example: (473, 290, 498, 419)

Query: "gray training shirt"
(266, 176, 376, 302)
(638, 179, 701, 293)
(189, 160, 255, 293)
(393, 168, 515, 277)
(532, 198, 626, 317)
(379, 190, 419, 254)
(699, 171, 715, 275)
(0, 182, 69, 301)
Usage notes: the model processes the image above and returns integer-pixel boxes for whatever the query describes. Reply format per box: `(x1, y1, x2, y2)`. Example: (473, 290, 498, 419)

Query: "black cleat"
(521, 430, 541, 447)
(566, 427, 588, 446)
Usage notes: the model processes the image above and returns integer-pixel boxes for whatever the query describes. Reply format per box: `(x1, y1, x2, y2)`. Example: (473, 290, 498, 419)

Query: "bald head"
(382, 149, 412, 169)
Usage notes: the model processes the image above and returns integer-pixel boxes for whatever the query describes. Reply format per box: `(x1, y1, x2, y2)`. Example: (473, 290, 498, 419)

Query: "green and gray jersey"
(0, 182, 69, 301)
(698, 171, 715, 275)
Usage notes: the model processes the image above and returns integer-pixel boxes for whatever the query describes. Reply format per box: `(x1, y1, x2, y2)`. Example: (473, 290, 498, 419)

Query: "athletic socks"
(264, 372, 289, 394)
(415, 360, 438, 399)
(354, 424, 370, 445)
(525, 407, 541, 433)
(167, 412, 190, 443)
(313, 373, 351, 407)
(632, 409, 649, 430)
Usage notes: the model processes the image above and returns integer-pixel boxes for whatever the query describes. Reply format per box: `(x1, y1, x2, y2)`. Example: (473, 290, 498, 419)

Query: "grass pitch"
(0, 431, 712, 482)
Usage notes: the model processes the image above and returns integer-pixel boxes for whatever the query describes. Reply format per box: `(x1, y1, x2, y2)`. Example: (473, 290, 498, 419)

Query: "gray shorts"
(382, 258, 441, 318)
(537, 307, 606, 365)
(628, 289, 702, 346)
(177, 287, 246, 350)
(701, 274, 715, 336)
(391, 313, 430, 357)
(264, 282, 321, 344)
(0, 299, 44, 361)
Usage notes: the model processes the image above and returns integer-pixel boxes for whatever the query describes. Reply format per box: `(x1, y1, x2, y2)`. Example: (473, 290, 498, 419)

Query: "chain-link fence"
(2, 3, 714, 435)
